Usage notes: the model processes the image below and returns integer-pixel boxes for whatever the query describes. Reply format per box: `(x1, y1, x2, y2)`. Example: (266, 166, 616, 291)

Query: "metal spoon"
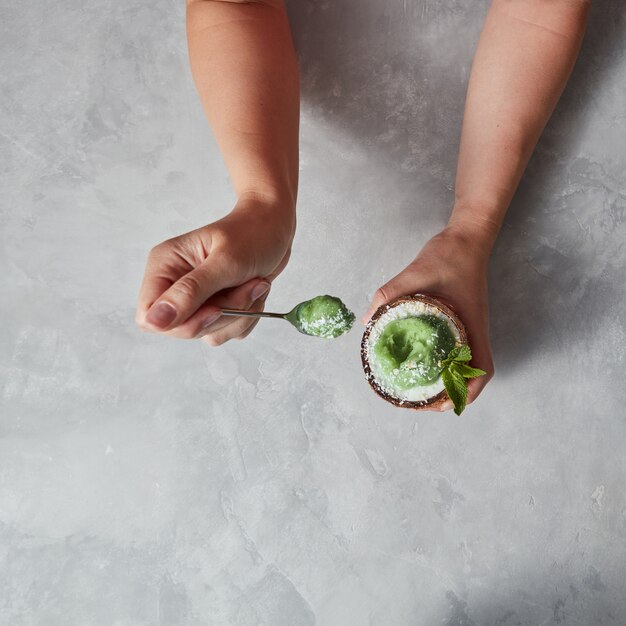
(220, 305, 305, 333)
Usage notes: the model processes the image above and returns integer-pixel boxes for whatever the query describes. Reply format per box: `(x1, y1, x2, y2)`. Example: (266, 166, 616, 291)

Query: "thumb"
(361, 269, 424, 325)
(143, 259, 236, 331)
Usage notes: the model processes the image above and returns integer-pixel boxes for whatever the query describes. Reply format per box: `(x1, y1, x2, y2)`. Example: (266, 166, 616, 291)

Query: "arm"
(449, 0, 590, 248)
(136, 0, 300, 344)
(186, 0, 299, 211)
(364, 0, 590, 410)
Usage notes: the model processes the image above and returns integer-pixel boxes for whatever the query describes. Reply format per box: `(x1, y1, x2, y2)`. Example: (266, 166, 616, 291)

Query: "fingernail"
(251, 281, 271, 301)
(146, 301, 176, 329)
(200, 310, 222, 331)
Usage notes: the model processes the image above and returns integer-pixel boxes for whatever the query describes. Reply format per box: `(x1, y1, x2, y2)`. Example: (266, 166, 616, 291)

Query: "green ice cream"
(287, 295, 355, 338)
(373, 315, 456, 389)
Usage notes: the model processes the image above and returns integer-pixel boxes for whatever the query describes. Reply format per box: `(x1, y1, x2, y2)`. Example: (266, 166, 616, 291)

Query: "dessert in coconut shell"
(361, 294, 468, 411)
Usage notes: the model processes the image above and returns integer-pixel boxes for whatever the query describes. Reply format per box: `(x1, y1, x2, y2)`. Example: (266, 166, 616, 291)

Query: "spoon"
(220, 304, 300, 322)
(220, 306, 303, 331)
(219, 295, 355, 338)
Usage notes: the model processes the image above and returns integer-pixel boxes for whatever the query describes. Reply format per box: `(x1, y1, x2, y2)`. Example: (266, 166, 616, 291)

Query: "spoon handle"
(220, 309, 286, 320)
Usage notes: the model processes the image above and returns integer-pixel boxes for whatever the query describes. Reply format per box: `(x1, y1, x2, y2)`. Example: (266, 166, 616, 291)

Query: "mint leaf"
(442, 367, 468, 416)
(443, 344, 472, 365)
(454, 344, 472, 362)
(454, 363, 487, 379)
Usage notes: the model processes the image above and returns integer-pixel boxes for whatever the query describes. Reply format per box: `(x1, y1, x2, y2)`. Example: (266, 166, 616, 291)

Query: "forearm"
(186, 0, 299, 214)
(449, 0, 590, 249)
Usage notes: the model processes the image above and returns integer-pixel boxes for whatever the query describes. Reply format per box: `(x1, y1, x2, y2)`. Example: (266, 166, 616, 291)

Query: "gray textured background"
(1, 1, 625, 624)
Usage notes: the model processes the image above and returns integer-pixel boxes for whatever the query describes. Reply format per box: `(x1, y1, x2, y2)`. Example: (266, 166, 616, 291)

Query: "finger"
(137, 273, 172, 319)
(137, 275, 173, 331)
(136, 244, 185, 328)
(361, 274, 419, 326)
(197, 279, 270, 335)
(236, 317, 260, 340)
(465, 340, 494, 405)
(461, 310, 494, 406)
(166, 278, 271, 339)
(201, 315, 257, 347)
(142, 255, 239, 331)
(201, 291, 269, 346)
(467, 370, 493, 404)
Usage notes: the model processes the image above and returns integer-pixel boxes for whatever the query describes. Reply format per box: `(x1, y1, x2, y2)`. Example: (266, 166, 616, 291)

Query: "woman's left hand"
(362, 225, 495, 412)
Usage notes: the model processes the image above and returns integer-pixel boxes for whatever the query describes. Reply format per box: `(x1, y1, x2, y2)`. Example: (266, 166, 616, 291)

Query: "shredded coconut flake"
(298, 309, 353, 338)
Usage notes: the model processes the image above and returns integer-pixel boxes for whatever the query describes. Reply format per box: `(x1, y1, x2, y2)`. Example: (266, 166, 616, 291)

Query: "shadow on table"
(286, 0, 484, 197)
(489, 2, 626, 375)
(285, 0, 626, 376)
(441, 572, 626, 625)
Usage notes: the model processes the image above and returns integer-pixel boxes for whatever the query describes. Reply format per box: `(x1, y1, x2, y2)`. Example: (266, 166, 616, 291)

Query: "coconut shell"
(360, 293, 468, 411)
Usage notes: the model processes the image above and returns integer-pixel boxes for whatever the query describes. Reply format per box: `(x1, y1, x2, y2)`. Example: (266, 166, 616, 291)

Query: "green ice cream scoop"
(372, 315, 456, 389)
(220, 294, 355, 339)
(285, 295, 355, 338)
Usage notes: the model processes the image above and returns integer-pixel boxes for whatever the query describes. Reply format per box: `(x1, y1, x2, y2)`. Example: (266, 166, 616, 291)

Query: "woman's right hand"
(135, 194, 295, 346)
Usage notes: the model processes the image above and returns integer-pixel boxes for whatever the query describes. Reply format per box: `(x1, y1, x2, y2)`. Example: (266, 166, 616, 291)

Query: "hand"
(136, 195, 295, 346)
(362, 225, 494, 411)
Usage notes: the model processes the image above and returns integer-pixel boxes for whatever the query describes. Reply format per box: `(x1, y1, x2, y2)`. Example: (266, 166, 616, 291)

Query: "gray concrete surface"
(1, 1, 625, 624)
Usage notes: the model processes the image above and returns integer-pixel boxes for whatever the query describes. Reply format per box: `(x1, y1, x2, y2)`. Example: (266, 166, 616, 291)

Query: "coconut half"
(361, 294, 467, 410)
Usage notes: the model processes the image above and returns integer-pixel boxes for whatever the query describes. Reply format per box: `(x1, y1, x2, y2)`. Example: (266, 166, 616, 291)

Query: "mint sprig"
(441, 345, 486, 415)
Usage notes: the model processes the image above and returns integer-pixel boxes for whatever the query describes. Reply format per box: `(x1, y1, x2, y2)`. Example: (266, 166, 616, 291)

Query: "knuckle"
(149, 242, 167, 258)
(208, 328, 234, 346)
(374, 286, 392, 307)
(163, 233, 182, 248)
(234, 288, 257, 309)
(374, 287, 386, 302)
(172, 273, 203, 301)
(171, 233, 201, 258)
(212, 334, 230, 347)
(202, 334, 221, 347)
(202, 331, 230, 347)
(370, 292, 384, 312)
